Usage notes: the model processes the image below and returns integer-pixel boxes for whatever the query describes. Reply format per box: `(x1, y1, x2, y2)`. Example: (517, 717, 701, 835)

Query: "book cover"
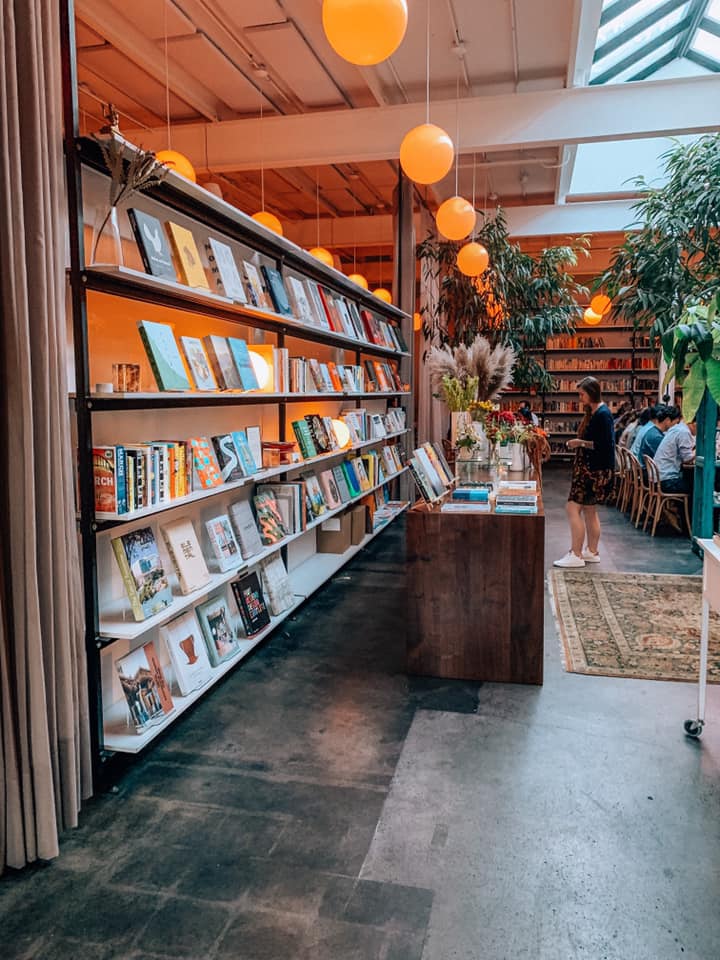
(260, 265, 293, 316)
(319, 468, 342, 509)
(246, 426, 263, 468)
(303, 472, 327, 517)
(160, 611, 212, 696)
(127, 209, 176, 280)
(227, 337, 260, 391)
(188, 437, 223, 489)
(352, 457, 371, 491)
(304, 415, 332, 454)
(408, 458, 435, 502)
(205, 515, 242, 571)
(317, 286, 342, 331)
(196, 594, 239, 666)
(211, 434, 246, 482)
(341, 460, 362, 498)
(179, 336, 218, 391)
(137, 320, 191, 391)
(243, 261, 268, 308)
(253, 490, 288, 544)
(332, 465, 352, 503)
(204, 335, 243, 390)
(115, 640, 175, 733)
(111, 527, 173, 622)
(228, 497, 264, 560)
(231, 570, 271, 636)
(93, 447, 126, 515)
(414, 447, 447, 497)
(206, 237, 247, 302)
(291, 419, 318, 459)
(304, 280, 331, 329)
(231, 431, 259, 476)
(286, 276, 315, 324)
(322, 416, 340, 450)
(334, 298, 357, 338)
(166, 222, 210, 289)
(259, 555, 295, 616)
(160, 516, 211, 595)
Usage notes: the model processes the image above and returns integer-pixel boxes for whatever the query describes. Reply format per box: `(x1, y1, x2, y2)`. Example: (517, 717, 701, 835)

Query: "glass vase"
(90, 204, 123, 267)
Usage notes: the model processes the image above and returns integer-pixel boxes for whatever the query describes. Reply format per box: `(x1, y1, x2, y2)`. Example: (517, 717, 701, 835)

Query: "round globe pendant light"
(348, 273, 369, 289)
(252, 210, 283, 235)
(374, 287, 392, 304)
(322, 0, 408, 66)
(400, 124, 454, 185)
(457, 241, 489, 277)
(413, 311, 423, 331)
(331, 418, 351, 448)
(590, 293, 611, 316)
(309, 246, 335, 268)
(156, 150, 196, 183)
(436, 196, 476, 241)
(584, 307, 603, 326)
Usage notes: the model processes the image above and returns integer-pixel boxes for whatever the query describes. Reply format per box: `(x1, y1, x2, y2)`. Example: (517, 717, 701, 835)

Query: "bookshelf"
(65, 136, 413, 773)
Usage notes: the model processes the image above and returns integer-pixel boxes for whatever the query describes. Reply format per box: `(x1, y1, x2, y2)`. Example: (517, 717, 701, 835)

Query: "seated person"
(653, 416, 696, 493)
(517, 401, 539, 427)
(624, 406, 652, 452)
(637, 405, 674, 463)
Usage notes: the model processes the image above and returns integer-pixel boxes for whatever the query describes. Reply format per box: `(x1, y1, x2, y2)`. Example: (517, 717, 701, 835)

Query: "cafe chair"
(643, 455, 692, 538)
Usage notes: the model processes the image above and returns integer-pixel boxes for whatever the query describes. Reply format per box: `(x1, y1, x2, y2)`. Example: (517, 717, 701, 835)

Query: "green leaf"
(661, 329, 676, 362)
(682, 360, 706, 422)
(705, 357, 720, 405)
(662, 361, 676, 390)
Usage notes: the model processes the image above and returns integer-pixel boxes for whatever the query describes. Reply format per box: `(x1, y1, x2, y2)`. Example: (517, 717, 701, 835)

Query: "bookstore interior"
(2, 1, 720, 957)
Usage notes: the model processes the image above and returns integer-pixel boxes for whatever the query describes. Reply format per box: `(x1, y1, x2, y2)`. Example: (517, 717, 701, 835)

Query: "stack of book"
(494, 480, 539, 515)
(408, 443, 454, 502)
(441, 486, 491, 513)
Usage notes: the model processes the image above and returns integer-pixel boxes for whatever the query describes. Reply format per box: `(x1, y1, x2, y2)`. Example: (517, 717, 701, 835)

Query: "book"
(231, 571, 271, 636)
(332, 465, 352, 503)
(196, 593, 239, 666)
(231, 431, 259, 476)
(259, 554, 295, 616)
(286, 276, 315, 324)
(253, 490, 288, 544)
(227, 338, 260, 391)
(211, 434, 245, 482)
(206, 237, 247, 301)
(246, 426, 262, 468)
(137, 320, 191, 391)
(341, 460, 362, 498)
(160, 516, 211, 595)
(188, 437, 223, 489)
(180, 336, 218, 391)
(116, 640, 174, 733)
(127, 209, 176, 280)
(204, 335, 243, 390)
(166, 222, 209, 289)
(160, 611, 212, 696)
(258, 482, 305, 534)
(494, 504, 538, 515)
(291, 419, 318, 460)
(302, 472, 327, 517)
(111, 527, 173, 621)
(228, 498, 264, 560)
(93, 447, 127, 514)
(304, 280, 331, 329)
(260, 265, 293, 315)
(205, 514, 242, 571)
(243, 261, 268, 308)
(452, 488, 489, 502)
(319, 468, 342, 509)
(305, 414, 332, 454)
(441, 502, 491, 513)
(352, 456, 371, 491)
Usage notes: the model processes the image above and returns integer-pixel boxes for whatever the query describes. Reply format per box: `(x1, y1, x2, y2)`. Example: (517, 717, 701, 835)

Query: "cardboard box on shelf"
(317, 511, 352, 554)
(349, 504, 367, 545)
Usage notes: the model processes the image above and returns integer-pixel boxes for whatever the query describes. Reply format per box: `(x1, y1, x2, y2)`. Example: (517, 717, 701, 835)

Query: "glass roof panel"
(706, 0, 720, 24)
(597, 0, 673, 49)
(610, 37, 678, 82)
(692, 28, 720, 62)
(591, 3, 691, 80)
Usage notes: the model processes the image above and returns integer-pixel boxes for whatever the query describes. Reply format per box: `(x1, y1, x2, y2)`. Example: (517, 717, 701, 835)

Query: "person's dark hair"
(638, 407, 653, 426)
(665, 404, 680, 420)
(577, 376, 602, 437)
(654, 404, 672, 424)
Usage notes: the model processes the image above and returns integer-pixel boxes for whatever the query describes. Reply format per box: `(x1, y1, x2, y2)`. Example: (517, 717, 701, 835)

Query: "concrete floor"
(1, 465, 719, 959)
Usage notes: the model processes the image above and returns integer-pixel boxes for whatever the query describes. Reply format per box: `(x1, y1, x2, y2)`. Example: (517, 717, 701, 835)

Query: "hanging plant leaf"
(704, 356, 720, 405)
(681, 360, 706, 422)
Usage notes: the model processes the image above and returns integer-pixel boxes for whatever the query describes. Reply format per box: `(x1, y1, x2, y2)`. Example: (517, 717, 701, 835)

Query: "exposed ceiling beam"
(125, 73, 720, 171)
(75, 1, 222, 121)
(566, 0, 604, 87)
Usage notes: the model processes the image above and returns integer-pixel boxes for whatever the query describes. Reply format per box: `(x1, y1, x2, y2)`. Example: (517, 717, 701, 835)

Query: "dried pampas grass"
(427, 337, 515, 403)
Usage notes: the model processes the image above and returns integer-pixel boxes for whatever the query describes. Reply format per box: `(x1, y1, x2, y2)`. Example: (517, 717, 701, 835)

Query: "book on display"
(253, 490, 288, 544)
(111, 527, 173, 621)
(260, 265, 293, 315)
(196, 594, 239, 666)
(116, 640, 174, 733)
(231, 571, 271, 636)
(160, 516, 211, 595)
(137, 320, 191, 391)
(188, 437, 223, 489)
(180, 336, 218, 391)
(231, 430, 259, 475)
(205, 514, 243, 571)
(160, 611, 212, 696)
(203, 335, 243, 390)
(206, 237, 247, 301)
(211, 433, 246, 482)
(228, 497, 264, 560)
(259, 554, 295, 616)
(127, 209, 176, 280)
(166, 222, 209, 289)
(227, 338, 260, 391)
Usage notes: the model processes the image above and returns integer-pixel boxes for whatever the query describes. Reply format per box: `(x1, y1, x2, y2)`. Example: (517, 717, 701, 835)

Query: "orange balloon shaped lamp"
(400, 124, 454, 185)
(413, 312, 423, 332)
(322, 0, 408, 66)
(436, 196, 476, 241)
(457, 242, 489, 277)
(309, 247, 335, 268)
(252, 210, 283, 236)
(590, 294, 611, 316)
(348, 273, 369, 289)
(584, 307, 603, 326)
(156, 150, 196, 183)
(373, 288, 392, 303)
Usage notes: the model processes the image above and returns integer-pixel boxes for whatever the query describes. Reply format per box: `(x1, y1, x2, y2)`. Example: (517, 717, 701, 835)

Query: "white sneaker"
(582, 550, 601, 563)
(553, 551, 585, 568)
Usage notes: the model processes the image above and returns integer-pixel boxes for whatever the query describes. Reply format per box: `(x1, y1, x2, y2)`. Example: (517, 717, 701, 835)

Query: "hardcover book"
(291, 419, 318, 460)
(228, 497, 264, 560)
(111, 527, 173, 622)
(116, 640, 175, 733)
(352, 456, 371, 491)
(160, 611, 212, 696)
(204, 335, 243, 390)
(127, 209, 176, 280)
(304, 280, 331, 329)
(205, 514, 242, 572)
(206, 237, 247, 301)
(319, 469, 342, 509)
(332, 464, 352, 503)
(302, 472, 326, 517)
(93, 447, 126, 515)
(231, 571, 271, 636)
(211, 434, 246, 482)
(137, 320, 191, 391)
(227, 337, 260, 391)
(246, 426, 263, 468)
(259, 554, 295, 616)
(160, 516, 211, 595)
(196, 594, 239, 666)
(341, 460, 362, 498)
(260, 265, 293, 316)
(188, 437, 223, 489)
(166, 222, 210, 289)
(305, 415, 333, 455)
(286, 276, 315, 324)
(253, 490, 288, 544)
(243, 261, 268, 308)
(231, 430, 259, 476)
(180, 336, 218, 391)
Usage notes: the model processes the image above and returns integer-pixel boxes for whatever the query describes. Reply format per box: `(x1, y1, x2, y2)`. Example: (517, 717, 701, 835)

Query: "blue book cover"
(260, 265, 293, 316)
(116, 446, 128, 515)
(341, 460, 361, 498)
(137, 320, 191, 391)
(452, 488, 488, 502)
(227, 337, 260, 391)
(231, 431, 259, 475)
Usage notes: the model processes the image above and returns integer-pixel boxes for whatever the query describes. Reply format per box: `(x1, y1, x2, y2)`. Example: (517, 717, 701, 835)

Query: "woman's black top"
(582, 404, 615, 471)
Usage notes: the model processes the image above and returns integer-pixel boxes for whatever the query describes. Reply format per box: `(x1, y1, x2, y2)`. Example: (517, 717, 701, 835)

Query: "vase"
(508, 442, 528, 472)
(450, 411, 471, 447)
(90, 204, 124, 267)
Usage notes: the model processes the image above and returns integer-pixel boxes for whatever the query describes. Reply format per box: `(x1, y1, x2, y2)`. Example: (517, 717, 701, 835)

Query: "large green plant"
(662, 292, 720, 421)
(417, 208, 588, 391)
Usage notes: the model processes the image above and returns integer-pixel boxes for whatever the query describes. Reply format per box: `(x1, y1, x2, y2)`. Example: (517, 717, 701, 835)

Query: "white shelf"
(101, 501, 409, 755)
(95, 429, 410, 525)
(98, 467, 408, 639)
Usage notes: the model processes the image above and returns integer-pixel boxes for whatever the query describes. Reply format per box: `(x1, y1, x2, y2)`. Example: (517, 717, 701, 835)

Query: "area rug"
(548, 569, 720, 682)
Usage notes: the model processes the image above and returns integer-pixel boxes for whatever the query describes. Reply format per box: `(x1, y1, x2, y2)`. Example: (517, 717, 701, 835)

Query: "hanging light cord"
(260, 99, 265, 211)
(425, 0, 430, 125)
(454, 69, 460, 196)
(316, 170, 321, 249)
(471, 153, 477, 239)
(164, 1, 171, 149)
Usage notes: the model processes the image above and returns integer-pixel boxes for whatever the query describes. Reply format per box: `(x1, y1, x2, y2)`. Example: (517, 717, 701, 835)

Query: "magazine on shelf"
(160, 516, 211, 595)
(160, 611, 213, 696)
(206, 237, 247, 302)
(111, 527, 173, 621)
(205, 514, 243, 571)
(260, 265, 293, 316)
(243, 261, 268, 308)
(211, 433, 246, 483)
(180, 336, 218, 391)
(127, 209, 176, 281)
(231, 571, 271, 637)
(165, 222, 209, 289)
(196, 593, 239, 666)
(228, 497, 264, 560)
(115, 640, 175, 733)
(137, 320, 191, 392)
(253, 490, 288, 544)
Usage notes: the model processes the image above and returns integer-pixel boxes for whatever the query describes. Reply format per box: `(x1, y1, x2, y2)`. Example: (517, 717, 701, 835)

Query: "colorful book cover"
(227, 337, 260, 391)
(228, 497, 264, 559)
(303, 279, 331, 329)
(304, 414, 332, 454)
(165, 222, 210, 289)
(196, 594, 239, 666)
(352, 457, 372, 491)
(160, 611, 212, 696)
(137, 320, 191, 391)
(111, 527, 173, 621)
(243, 261, 268, 308)
(302, 472, 326, 517)
(319, 469, 342, 509)
(341, 460, 362, 498)
(206, 237, 247, 302)
(291, 420, 317, 460)
(204, 335, 243, 390)
(211, 434, 246, 483)
(180, 336, 218, 391)
(205, 514, 242, 572)
(188, 437, 223, 489)
(127, 209, 176, 281)
(259, 554, 295, 616)
(93, 447, 127, 515)
(160, 516, 211, 595)
(260, 265, 293, 316)
(286, 276, 315, 324)
(115, 640, 174, 733)
(231, 571, 271, 637)
(332, 465, 352, 503)
(253, 491, 288, 544)
(231, 431, 259, 476)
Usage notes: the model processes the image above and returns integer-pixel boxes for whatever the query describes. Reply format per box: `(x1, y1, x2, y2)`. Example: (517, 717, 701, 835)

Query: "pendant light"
(309, 168, 334, 267)
(590, 294, 611, 316)
(399, 0, 454, 185)
(457, 156, 489, 277)
(435, 72, 475, 240)
(413, 311, 423, 331)
(156, 5, 196, 182)
(347, 198, 368, 288)
(252, 99, 283, 235)
(373, 243, 392, 303)
(322, 0, 408, 66)
(584, 307, 603, 326)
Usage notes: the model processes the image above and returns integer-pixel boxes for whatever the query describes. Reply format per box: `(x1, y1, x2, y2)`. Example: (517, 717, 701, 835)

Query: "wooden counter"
(406, 497, 545, 684)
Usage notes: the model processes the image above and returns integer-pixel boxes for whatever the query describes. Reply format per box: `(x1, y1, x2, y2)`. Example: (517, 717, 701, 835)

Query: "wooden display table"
(406, 491, 545, 685)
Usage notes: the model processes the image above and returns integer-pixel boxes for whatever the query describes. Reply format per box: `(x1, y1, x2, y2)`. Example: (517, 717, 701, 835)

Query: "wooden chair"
(617, 447, 633, 514)
(626, 450, 649, 528)
(643, 455, 692, 537)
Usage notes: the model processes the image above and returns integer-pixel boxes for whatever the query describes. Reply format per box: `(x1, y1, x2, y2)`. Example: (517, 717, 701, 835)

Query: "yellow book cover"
(166, 222, 210, 289)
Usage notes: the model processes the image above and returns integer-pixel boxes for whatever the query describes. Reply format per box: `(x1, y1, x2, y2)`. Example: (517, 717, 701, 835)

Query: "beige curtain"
(0, 0, 91, 871)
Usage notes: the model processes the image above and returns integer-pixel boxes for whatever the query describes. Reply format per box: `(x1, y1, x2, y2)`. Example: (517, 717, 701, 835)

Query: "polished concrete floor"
(2, 466, 719, 960)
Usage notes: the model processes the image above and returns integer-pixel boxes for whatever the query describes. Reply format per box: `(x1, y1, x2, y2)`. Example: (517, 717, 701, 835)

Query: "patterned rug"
(549, 569, 720, 682)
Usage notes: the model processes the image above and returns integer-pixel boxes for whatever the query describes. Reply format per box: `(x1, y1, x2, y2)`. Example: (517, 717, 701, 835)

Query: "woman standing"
(554, 376, 615, 568)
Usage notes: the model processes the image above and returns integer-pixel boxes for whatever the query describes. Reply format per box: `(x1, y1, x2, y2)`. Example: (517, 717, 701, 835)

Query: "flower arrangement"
(468, 399, 494, 422)
(456, 419, 485, 450)
(439, 374, 479, 412)
(427, 337, 516, 411)
(483, 409, 517, 445)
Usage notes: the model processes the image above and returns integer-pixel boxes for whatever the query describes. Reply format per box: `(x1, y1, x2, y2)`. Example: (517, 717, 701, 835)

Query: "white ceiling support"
(566, 0, 604, 87)
(125, 73, 720, 170)
(75, 0, 222, 121)
(555, 144, 578, 203)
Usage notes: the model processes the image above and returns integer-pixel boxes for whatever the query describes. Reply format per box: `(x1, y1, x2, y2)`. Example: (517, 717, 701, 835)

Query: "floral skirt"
(568, 457, 614, 506)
